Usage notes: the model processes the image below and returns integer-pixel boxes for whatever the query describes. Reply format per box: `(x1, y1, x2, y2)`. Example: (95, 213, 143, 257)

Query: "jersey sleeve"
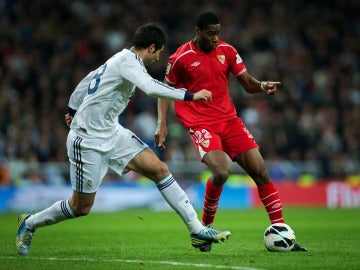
(119, 54, 190, 101)
(228, 46, 246, 77)
(68, 70, 96, 114)
(164, 53, 179, 85)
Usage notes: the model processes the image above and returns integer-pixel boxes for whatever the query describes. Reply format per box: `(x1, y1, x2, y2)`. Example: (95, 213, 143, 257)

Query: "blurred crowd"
(0, 0, 359, 184)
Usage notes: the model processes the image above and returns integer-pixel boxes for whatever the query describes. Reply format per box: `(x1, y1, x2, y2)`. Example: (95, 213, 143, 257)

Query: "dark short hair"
(195, 12, 219, 30)
(132, 23, 166, 51)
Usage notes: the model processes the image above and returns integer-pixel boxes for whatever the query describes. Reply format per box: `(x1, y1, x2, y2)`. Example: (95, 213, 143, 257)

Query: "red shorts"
(188, 118, 258, 161)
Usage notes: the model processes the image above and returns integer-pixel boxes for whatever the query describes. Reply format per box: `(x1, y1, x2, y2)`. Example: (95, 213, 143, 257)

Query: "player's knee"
(156, 161, 170, 179)
(146, 161, 170, 182)
(250, 164, 271, 185)
(212, 167, 229, 185)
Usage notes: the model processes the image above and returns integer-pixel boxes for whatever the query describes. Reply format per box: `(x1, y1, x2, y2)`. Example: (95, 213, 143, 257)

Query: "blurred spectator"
(0, 0, 359, 183)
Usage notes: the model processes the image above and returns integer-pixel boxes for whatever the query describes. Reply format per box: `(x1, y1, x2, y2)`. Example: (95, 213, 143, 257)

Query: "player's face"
(196, 24, 221, 53)
(145, 45, 165, 66)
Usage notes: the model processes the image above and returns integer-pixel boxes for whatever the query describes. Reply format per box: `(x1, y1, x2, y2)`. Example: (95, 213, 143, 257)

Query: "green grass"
(1, 208, 360, 270)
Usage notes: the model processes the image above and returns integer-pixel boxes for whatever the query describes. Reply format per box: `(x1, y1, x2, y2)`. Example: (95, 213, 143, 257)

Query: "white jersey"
(69, 48, 188, 139)
(68, 70, 95, 111)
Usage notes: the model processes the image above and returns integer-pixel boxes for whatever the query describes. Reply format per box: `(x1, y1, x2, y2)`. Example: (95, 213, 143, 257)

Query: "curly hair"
(195, 11, 219, 30)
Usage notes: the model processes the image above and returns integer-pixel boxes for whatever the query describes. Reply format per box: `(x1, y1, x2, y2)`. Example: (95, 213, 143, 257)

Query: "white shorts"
(66, 126, 149, 193)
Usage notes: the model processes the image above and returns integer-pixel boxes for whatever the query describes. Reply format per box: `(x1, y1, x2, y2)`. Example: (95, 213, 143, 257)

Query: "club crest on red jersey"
(217, 55, 225, 64)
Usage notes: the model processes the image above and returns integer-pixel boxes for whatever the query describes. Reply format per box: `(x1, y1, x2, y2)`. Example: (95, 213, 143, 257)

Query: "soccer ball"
(263, 223, 296, 252)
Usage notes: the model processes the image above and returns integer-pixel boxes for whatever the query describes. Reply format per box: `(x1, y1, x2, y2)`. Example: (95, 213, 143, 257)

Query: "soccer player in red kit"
(155, 11, 307, 252)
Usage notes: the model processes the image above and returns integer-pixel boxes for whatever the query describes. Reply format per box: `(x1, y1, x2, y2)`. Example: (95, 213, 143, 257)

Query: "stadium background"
(0, 0, 359, 211)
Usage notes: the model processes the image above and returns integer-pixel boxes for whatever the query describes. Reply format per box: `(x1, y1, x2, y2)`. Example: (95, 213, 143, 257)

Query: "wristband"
(184, 91, 194, 101)
(260, 81, 266, 91)
(68, 107, 77, 117)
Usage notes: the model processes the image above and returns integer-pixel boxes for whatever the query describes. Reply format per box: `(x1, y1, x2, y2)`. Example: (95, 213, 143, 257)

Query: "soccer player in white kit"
(16, 23, 230, 255)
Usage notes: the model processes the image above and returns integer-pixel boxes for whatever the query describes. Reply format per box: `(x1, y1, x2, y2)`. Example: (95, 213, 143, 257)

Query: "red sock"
(258, 181, 284, 224)
(202, 179, 223, 225)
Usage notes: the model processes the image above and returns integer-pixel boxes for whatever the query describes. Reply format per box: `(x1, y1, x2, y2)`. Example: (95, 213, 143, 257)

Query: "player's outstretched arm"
(237, 71, 281, 95)
(154, 98, 170, 150)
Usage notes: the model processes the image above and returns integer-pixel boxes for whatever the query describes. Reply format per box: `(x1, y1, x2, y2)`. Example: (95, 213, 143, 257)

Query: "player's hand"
(154, 122, 168, 150)
(261, 81, 281, 95)
(65, 113, 73, 127)
(193, 89, 212, 101)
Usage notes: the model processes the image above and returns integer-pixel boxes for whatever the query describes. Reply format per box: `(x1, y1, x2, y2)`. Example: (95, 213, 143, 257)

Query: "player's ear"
(195, 27, 200, 35)
(148, 44, 156, 53)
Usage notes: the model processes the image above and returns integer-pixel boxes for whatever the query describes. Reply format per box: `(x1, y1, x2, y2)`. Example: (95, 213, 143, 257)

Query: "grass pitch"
(1, 207, 360, 270)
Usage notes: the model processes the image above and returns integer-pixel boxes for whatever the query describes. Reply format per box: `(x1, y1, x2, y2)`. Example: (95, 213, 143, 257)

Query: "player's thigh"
(108, 128, 168, 181)
(126, 148, 169, 181)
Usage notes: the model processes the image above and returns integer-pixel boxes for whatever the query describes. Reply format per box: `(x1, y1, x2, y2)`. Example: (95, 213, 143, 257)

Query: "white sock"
(26, 199, 75, 231)
(157, 174, 204, 234)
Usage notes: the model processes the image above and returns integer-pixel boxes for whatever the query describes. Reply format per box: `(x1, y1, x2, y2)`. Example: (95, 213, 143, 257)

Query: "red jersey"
(165, 40, 246, 129)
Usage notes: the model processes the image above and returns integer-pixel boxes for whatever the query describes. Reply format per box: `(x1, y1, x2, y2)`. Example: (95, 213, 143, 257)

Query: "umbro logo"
(191, 61, 201, 67)
(272, 203, 282, 209)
